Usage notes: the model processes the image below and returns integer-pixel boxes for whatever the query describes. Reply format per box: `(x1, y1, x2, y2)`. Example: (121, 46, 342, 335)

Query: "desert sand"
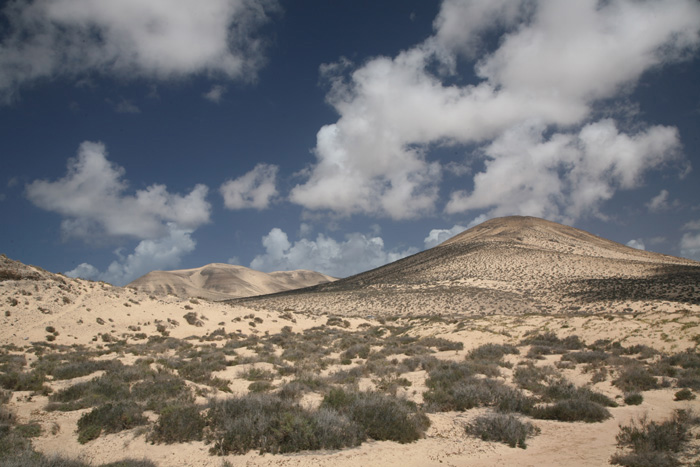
(2, 216, 700, 466)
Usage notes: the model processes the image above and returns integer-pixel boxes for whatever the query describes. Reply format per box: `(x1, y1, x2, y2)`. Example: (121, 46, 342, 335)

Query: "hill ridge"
(230, 216, 699, 317)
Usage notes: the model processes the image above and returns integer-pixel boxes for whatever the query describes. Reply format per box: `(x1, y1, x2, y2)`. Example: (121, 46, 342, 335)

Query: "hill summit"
(233, 216, 700, 316)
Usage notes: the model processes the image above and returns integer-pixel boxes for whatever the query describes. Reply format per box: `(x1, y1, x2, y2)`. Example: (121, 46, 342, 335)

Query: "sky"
(2, 0, 700, 286)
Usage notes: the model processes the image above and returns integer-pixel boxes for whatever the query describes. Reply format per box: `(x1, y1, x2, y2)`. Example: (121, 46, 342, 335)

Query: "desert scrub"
(424, 375, 533, 413)
(131, 371, 193, 410)
(530, 398, 611, 423)
(613, 366, 659, 392)
(624, 393, 644, 405)
(0, 369, 49, 393)
(322, 388, 430, 443)
(520, 332, 584, 351)
(183, 311, 203, 327)
(466, 413, 540, 449)
(466, 343, 519, 361)
(239, 367, 275, 381)
(417, 336, 464, 351)
(207, 394, 363, 455)
(77, 402, 148, 443)
(674, 388, 695, 401)
(610, 410, 698, 466)
(149, 403, 205, 443)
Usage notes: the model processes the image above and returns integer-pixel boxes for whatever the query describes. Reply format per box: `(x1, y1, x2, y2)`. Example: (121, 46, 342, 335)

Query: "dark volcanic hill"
(230, 216, 700, 317)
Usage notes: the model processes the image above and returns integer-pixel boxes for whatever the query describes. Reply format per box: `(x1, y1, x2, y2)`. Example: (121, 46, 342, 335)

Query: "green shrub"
(149, 404, 205, 443)
(673, 388, 695, 401)
(466, 343, 519, 361)
(248, 381, 273, 393)
(624, 393, 644, 405)
(207, 394, 363, 455)
(0, 370, 48, 392)
(15, 422, 42, 438)
(610, 410, 697, 466)
(613, 366, 659, 392)
(418, 337, 464, 352)
(77, 402, 148, 443)
(531, 399, 611, 423)
(466, 413, 540, 449)
(424, 376, 532, 413)
(322, 389, 429, 444)
(561, 351, 610, 364)
(131, 372, 192, 410)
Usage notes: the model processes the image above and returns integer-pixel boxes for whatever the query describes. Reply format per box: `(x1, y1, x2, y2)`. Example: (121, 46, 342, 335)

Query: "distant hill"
(127, 263, 335, 300)
(231, 216, 700, 316)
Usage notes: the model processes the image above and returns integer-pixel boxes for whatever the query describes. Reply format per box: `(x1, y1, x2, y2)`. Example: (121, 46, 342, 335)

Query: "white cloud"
(65, 224, 196, 286)
(626, 239, 646, 250)
(250, 227, 418, 278)
(113, 98, 141, 114)
(25, 141, 211, 240)
(646, 189, 681, 212)
(203, 84, 227, 103)
(680, 220, 700, 261)
(220, 163, 278, 210)
(445, 119, 682, 221)
(424, 225, 467, 249)
(647, 190, 670, 212)
(0, 0, 279, 102)
(291, 0, 700, 221)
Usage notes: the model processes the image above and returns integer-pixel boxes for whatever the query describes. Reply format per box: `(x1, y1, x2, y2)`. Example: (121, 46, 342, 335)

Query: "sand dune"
(127, 263, 335, 300)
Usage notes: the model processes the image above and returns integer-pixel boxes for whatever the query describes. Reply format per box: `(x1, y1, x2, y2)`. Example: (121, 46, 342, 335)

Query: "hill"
(126, 263, 335, 300)
(232, 216, 700, 316)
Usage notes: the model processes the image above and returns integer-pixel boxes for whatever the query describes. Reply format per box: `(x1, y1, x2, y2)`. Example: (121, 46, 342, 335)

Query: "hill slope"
(232, 216, 700, 316)
(127, 263, 335, 300)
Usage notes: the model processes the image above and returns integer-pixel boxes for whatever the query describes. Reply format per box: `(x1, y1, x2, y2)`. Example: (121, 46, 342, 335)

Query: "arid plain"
(2, 216, 700, 466)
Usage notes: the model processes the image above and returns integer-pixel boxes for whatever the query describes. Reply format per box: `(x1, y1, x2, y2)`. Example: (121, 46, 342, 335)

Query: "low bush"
(673, 388, 695, 401)
(423, 375, 533, 414)
(322, 388, 430, 443)
(624, 393, 644, 406)
(530, 399, 611, 423)
(149, 404, 205, 444)
(610, 410, 697, 466)
(207, 394, 363, 455)
(418, 337, 464, 352)
(77, 402, 148, 443)
(613, 366, 659, 393)
(466, 343, 519, 361)
(466, 413, 540, 449)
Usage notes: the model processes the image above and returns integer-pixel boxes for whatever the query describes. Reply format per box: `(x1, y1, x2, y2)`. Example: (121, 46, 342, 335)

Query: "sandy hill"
(232, 216, 700, 316)
(127, 263, 335, 300)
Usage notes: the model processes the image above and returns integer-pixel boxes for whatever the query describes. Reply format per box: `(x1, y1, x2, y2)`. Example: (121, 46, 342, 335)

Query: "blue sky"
(1, 0, 700, 286)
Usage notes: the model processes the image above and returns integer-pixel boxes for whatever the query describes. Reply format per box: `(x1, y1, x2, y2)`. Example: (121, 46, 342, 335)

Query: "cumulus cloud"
(445, 119, 682, 221)
(113, 98, 141, 114)
(250, 228, 418, 278)
(626, 239, 646, 250)
(220, 163, 278, 210)
(424, 225, 467, 249)
(290, 0, 700, 221)
(0, 0, 279, 102)
(65, 224, 196, 286)
(203, 85, 227, 103)
(25, 141, 211, 241)
(646, 189, 680, 212)
(680, 220, 700, 261)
